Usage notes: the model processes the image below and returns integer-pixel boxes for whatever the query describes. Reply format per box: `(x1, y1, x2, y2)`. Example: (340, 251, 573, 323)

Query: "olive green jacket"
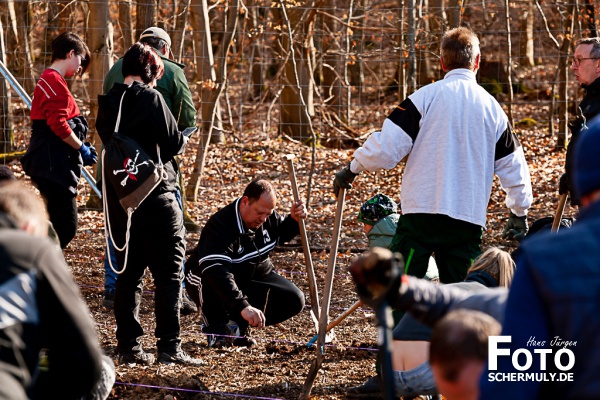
(102, 56, 196, 130)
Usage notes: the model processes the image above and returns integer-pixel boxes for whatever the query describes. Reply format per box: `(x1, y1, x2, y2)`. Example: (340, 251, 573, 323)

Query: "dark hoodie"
(392, 270, 497, 341)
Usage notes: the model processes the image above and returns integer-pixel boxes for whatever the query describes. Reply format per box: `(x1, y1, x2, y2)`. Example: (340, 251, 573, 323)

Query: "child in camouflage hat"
(358, 193, 439, 279)
(358, 193, 400, 249)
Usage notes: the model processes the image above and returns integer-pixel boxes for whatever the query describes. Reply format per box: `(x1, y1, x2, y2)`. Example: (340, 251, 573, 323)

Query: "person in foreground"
(21, 31, 97, 249)
(333, 27, 532, 284)
(479, 118, 600, 398)
(348, 247, 514, 398)
(185, 179, 306, 347)
(96, 43, 200, 366)
(429, 309, 501, 400)
(0, 181, 114, 400)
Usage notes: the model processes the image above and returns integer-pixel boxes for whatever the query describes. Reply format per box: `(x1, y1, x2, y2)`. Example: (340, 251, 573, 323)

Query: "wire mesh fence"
(0, 0, 595, 156)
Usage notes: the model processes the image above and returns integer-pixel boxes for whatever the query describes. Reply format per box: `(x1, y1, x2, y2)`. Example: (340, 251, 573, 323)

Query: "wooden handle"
(285, 155, 320, 322)
(551, 193, 568, 232)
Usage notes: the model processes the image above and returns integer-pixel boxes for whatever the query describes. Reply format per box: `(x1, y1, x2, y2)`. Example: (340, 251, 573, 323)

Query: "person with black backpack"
(96, 43, 201, 366)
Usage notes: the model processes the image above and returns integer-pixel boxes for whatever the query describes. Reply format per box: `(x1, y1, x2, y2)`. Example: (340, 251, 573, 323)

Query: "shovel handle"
(551, 193, 568, 232)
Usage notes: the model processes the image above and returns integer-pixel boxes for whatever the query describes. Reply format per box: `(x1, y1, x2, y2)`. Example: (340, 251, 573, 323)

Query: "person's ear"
(474, 54, 481, 72)
(440, 57, 447, 72)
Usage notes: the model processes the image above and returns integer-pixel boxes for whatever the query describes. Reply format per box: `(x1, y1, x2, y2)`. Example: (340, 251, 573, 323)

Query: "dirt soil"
(16, 116, 575, 399)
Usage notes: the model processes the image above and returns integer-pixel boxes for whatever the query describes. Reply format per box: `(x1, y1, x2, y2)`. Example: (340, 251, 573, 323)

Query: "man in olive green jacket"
(103, 26, 196, 130)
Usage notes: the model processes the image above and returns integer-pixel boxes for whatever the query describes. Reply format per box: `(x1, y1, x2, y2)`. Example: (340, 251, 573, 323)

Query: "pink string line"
(187, 329, 379, 352)
(113, 381, 286, 399)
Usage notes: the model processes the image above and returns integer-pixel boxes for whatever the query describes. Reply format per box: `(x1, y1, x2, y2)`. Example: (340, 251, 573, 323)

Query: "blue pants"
(394, 361, 438, 397)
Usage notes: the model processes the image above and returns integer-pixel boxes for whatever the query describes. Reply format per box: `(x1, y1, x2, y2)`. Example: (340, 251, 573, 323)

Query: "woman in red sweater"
(21, 31, 96, 249)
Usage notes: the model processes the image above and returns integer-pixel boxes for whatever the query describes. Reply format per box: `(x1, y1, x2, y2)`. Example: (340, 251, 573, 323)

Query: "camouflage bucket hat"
(358, 193, 398, 224)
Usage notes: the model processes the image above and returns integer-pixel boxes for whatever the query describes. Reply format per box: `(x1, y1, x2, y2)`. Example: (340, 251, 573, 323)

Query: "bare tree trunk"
(10, 0, 35, 94)
(118, 0, 134, 51)
(348, 0, 365, 98)
(248, 2, 266, 101)
(407, 0, 417, 93)
(504, 0, 514, 126)
(320, 0, 346, 123)
(397, 0, 407, 100)
(88, 1, 113, 150)
(0, 14, 15, 152)
(557, 2, 576, 149)
(273, 4, 316, 141)
(136, 0, 157, 39)
(84, 0, 112, 207)
(447, 0, 462, 28)
(520, 0, 535, 67)
(417, 0, 433, 86)
(187, 0, 239, 201)
(430, 0, 447, 32)
(172, 0, 191, 62)
(189, 0, 223, 147)
(584, 0, 597, 37)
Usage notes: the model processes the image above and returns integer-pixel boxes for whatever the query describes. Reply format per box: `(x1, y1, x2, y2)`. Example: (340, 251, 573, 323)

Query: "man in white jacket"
(334, 27, 532, 284)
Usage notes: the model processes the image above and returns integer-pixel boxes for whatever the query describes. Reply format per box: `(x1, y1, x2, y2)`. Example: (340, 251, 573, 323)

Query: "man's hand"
(502, 211, 528, 242)
(349, 247, 403, 308)
(333, 164, 357, 197)
(290, 200, 307, 222)
(241, 306, 266, 328)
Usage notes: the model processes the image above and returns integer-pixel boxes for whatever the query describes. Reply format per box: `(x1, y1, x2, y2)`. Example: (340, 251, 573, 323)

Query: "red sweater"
(30, 69, 80, 140)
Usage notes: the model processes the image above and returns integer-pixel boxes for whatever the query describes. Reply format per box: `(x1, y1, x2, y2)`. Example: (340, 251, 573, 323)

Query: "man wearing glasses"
(561, 37, 600, 207)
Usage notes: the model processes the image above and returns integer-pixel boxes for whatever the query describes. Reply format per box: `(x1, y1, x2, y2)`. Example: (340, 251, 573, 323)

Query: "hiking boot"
(180, 293, 198, 316)
(118, 350, 155, 366)
(102, 289, 115, 308)
(232, 335, 257, 347)
(202, 324, 230, 348)
(158, 349, 204, 366)
(231, 324, 255, 347)
(346, 375, 382, 397)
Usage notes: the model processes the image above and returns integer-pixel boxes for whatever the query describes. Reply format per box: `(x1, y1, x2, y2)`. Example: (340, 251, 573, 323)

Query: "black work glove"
(333, 164, 358, 197)
(559, 173, 569, 195)
(78, 142, 98, 166)
(502, 211, 528, 242)
(349, 247, 403, 308)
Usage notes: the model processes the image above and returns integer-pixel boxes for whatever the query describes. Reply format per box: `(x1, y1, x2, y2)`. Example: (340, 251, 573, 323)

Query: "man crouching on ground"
(185, 179, 306, 347)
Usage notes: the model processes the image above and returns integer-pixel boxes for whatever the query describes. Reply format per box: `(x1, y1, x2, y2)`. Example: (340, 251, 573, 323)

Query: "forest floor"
(12, 92, 579, 399)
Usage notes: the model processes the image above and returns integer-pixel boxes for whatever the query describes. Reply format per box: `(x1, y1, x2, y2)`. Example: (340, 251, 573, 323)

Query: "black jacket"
(20, 116, 88, 194)
(187, 198, 299, 313)
(96, 82, 186, 240)
(0, 214, 102, 399)
(566, 77, 600, 205)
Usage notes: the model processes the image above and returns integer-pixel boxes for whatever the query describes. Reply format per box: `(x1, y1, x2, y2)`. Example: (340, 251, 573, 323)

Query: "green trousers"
(389, 213, 483, 284)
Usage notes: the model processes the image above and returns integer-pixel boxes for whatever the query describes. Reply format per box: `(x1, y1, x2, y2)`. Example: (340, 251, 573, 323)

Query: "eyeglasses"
(572, 57, 599, 67)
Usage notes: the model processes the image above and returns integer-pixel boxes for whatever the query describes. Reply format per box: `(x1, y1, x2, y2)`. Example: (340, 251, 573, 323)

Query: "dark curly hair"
(51, 31, 91, 74)
(122, 42, 165, 84)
